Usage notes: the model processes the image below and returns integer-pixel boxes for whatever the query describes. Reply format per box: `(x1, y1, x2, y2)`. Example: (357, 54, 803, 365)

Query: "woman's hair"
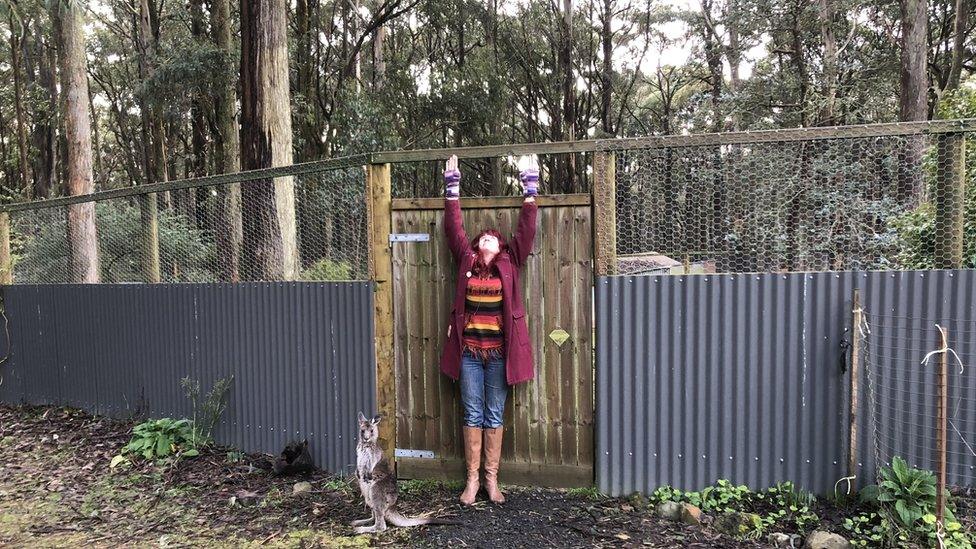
(470, 229, 508, 276)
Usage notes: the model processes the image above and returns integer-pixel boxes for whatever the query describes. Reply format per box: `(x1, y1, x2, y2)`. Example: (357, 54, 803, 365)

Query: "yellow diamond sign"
(549, 329, 570, 347)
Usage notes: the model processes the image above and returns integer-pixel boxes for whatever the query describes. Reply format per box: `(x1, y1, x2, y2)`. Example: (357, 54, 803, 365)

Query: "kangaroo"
(352, 412, 457, 534)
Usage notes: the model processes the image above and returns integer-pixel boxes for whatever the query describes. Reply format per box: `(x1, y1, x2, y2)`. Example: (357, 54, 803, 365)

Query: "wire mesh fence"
(7, 166, 369, 283)
(604, 128, 973, 275)
(0, 120, 972, 284)
(864, 312, 976, 488)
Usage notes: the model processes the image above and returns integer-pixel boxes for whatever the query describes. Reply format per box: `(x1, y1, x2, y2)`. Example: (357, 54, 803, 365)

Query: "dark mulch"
(2, 404, 974, 548)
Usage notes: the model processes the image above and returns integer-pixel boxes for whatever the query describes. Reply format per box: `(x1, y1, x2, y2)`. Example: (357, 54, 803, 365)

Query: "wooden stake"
(936, 326, 949, 526)
(848, 290, 862, 483)
(934, 133, 966, 269)
(0, 212, 11, 284)
(367, 163, 395, 462)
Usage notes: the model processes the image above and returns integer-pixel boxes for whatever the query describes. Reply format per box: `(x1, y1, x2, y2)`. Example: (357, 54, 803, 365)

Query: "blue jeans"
(460, 350, 509, 429)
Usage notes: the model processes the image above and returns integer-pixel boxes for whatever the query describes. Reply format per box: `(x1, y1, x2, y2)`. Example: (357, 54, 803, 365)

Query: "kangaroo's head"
(357, 412, 382, 444)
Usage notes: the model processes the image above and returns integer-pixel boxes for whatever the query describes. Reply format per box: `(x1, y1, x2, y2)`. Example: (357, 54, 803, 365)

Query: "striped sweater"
(462, 275, 504, 360)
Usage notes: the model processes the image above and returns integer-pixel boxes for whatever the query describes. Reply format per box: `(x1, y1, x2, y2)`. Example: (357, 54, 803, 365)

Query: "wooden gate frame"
(367, 153, 618, 482)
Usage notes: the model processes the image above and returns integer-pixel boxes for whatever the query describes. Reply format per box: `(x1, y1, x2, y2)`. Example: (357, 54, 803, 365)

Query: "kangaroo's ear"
(371, 414, 382, 425)
(302, 438, 308, 447)
(358, 411, 367, 423)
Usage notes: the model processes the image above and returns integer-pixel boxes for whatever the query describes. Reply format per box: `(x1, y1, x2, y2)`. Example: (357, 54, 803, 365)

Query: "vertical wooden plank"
(392, 211, 411, 452)
(558, 204, 579, 466)
(575, 205, 595, 469)
(431, 209, 457, 459)
(367, 163, 395, 460)
(848, 290, 862, 481)
(934, 133, 966, 269)
(593, 152, 617, 276)
(542, 206, 561, 464)
(0, 212, 11, 284)
(419, 212, 439, 452)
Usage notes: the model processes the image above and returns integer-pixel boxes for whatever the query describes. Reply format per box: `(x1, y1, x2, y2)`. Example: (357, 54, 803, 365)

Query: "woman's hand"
(444, 155, 461, 199)
(518, 155, 540, 201)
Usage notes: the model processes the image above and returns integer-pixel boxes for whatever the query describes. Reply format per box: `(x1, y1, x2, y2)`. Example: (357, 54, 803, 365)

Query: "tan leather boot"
(459, 426, 482, 505)
(482, 427, 505, 504)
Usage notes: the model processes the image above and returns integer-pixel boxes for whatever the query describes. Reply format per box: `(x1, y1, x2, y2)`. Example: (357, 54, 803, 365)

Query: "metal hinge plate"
(389, 233, 430, 244)
(395, 448, 436, 459)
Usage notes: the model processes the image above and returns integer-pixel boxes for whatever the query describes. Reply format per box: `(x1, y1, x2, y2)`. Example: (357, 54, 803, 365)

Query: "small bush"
(121, 418, 198, 461)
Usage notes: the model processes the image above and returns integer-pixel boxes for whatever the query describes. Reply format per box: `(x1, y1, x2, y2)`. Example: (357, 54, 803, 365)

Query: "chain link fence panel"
(8, 166, 369, 283)
(601, 129, 973, 275)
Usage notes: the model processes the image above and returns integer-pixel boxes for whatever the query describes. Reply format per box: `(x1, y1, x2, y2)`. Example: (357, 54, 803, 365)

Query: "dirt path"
(5, 404, 965, 548)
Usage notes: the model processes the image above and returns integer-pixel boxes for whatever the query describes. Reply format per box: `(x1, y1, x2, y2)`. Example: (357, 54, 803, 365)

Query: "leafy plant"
(758, 482, 820, 534)
(922, 514, 973, 549)
(120, 418, 196, 460)
(842, 512, 888, 547)
(700, 479, 751, 512)
(180, 375, 233, 448)
(877, 456, 949, 529)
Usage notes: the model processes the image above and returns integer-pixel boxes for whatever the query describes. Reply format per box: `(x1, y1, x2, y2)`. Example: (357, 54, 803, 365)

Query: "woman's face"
(478, 234, 500, 256)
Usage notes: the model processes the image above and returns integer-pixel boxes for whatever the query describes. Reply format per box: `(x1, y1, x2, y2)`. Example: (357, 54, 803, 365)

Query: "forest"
(0, 0, 973, 281)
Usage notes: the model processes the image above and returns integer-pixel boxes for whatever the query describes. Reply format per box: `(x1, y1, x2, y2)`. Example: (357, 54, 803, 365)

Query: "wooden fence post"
(0, 212, 11, 284)
(934, 133, 966, 269)
(139, 193, 161, 283)
(848, 290, 862, 483)
(936, 327, 949, 527)
(367, 163, 395, 462)
(593, 151, 617, 277)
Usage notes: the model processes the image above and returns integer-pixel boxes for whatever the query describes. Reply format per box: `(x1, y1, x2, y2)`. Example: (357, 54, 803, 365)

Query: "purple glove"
(519, 168, 539, 196)
(444, 169, 460, 198)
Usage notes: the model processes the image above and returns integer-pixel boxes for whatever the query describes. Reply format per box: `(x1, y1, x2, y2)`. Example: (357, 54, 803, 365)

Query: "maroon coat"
(439, 198, 538, 385)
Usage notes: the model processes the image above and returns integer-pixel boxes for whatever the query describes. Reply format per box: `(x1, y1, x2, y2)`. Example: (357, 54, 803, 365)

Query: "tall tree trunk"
(212, 0, 242, 282)
(9, 15, 30, 196)
(599, 0, 613, 135)
(32, 36, 58, 199)
(137, 0, 162, 283)
(240, 0, 298, 281)
(898, 0, 928, 201)
(700, 0, 724, 132)
(53, 0, 100, 283)
(373, 24, 386, 90)
(818, 0, 838, 124)
(559, 0, 576, 192)
(180, 0, 207, 226)
(946, 0, 969, 93)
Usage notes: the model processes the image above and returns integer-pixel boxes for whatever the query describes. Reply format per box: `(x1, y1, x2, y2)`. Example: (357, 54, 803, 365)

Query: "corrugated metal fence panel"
(0, 282, 376, 475)
(859, 270, 976, 488)
(596, 270, 976, 496)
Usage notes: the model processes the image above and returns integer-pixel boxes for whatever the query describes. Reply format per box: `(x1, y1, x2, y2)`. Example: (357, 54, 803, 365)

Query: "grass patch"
(567, 486, 603, 500)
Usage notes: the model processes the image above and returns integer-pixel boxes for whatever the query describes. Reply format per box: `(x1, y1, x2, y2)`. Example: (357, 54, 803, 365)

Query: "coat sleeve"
(509, 200, 538, 268)
(444, 198, 471, 262)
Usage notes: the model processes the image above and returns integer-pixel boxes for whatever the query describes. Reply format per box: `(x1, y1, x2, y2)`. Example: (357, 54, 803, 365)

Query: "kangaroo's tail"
(385, 511, 459, 527)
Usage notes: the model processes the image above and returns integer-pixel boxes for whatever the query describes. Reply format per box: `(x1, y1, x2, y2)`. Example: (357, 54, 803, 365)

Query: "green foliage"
(756, 482, 820, 533)
(14, 201, 217, 283)
(922, 514, 972, 549)
(301, 259, 353, 281)
(121, 418, 196, 461)
(877, 457, 945, 529)
(567, 486, 603, 500)
(842, 512, 887, 547)
(180, 376, 233, 447)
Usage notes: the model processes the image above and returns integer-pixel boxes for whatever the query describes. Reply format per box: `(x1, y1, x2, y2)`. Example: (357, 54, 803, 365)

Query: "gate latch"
(389, 233, 430, 245)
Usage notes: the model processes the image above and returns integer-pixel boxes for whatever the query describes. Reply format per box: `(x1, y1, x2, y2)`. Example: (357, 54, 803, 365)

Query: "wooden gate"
(390, 195, 594, 487)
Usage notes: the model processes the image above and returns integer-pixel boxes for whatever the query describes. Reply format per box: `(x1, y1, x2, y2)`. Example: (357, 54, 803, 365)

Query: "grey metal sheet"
(596, 270, 976, 496)
(0, 282, 376, 475)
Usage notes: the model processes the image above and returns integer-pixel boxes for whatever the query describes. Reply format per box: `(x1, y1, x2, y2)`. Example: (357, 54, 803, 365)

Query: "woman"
(439, 154, 539, 506)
